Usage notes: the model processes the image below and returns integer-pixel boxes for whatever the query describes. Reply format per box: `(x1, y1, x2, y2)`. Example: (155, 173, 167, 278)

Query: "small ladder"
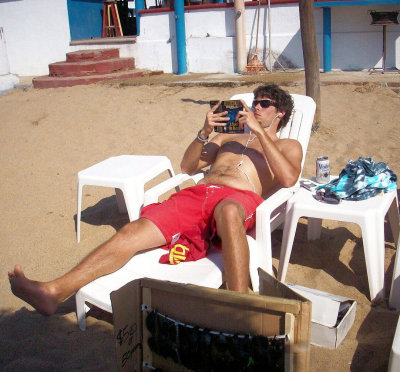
(102, 0, 123, 37)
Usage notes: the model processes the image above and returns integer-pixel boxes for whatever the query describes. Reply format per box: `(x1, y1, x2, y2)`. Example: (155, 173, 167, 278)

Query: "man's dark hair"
(253, 84, 294, 130)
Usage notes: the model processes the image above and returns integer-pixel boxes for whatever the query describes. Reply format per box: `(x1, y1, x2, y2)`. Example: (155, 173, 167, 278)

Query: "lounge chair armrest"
(144, 172, 204, 205)
(249, 186, 298, 281)
(256, 184, 299, 218)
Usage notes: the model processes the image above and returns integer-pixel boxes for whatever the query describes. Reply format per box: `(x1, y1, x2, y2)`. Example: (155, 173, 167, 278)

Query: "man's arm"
(239, 102, 302, 188)
(180, 102, 228, 175)
(260, 137, 303, 187)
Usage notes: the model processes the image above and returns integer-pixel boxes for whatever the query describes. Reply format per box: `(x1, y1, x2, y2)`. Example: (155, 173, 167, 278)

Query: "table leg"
(390, 230, 400, 310)
(307, 217, 323, 240)
(388, 196, 400, 247)
(122, 181, 144, 222)
(115, 188, 127, 214)
(361, 215, 385, 301)
(77, 181, 83, 243)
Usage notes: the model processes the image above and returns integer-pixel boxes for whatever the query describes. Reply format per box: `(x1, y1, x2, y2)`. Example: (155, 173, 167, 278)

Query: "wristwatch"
(196, 130, 209, 144)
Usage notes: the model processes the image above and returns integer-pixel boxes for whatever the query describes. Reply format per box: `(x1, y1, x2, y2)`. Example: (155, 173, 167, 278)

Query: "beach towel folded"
(317, 157, 397, 201)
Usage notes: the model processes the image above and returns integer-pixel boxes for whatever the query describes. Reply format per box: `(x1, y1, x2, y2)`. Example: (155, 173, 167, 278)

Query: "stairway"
(33, 49, 161, 89)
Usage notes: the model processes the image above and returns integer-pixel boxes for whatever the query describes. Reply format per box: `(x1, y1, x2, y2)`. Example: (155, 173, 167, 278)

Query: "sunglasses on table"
(252, 99, 278, 108)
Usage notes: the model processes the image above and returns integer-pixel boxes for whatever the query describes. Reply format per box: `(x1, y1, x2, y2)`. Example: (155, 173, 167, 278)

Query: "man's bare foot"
(8, 265, 59, 316)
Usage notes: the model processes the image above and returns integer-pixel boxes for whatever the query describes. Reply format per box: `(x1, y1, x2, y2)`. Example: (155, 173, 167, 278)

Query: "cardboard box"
(285, 283, 357, 349)
(111, 269, 311, 372)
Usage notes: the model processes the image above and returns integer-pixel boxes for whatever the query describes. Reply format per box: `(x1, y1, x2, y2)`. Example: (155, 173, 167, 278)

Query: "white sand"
(1, 81, 399, 371)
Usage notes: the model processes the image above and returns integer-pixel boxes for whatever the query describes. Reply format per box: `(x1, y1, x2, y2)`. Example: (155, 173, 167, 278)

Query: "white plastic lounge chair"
(75, 93, 316, 330)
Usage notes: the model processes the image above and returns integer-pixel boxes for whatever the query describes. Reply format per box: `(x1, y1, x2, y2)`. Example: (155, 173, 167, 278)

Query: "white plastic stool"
(389, 315, 400, 372)
(278, 182, 399, 302)
(77, 155, 174, 242)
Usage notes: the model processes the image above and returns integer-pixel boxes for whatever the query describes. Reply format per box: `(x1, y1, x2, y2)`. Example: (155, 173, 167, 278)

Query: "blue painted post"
(135, 0, 145, 36)
(216, 0, 225, 3)
(175, 0, 187, 74)
(323, 7, 332, 72)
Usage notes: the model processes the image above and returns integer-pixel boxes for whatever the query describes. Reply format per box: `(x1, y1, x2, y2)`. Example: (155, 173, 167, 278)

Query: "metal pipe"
(135, 0, 145, 36)
(323, 7, 332, 72)
(175, 0, 187, 74)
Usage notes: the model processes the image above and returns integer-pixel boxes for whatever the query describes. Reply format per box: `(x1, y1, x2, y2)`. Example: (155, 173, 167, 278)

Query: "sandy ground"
(1, 78, 400, 371)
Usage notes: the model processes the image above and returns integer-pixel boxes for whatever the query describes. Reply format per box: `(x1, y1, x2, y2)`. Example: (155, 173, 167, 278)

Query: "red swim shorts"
(140, 184, 263, 264)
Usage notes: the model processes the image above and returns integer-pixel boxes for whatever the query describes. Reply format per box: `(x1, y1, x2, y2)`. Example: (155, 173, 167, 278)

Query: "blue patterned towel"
(316, 157, 397, 201)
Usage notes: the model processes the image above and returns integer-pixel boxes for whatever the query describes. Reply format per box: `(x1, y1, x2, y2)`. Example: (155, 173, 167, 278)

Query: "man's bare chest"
(218, 140, 267, 166)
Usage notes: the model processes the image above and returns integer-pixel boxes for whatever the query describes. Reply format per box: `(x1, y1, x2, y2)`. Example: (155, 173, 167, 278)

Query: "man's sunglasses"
(252, 99, 278, 108)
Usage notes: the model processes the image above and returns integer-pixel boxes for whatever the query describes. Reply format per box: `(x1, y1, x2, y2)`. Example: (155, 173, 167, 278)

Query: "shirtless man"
(9, 84, 302, 316)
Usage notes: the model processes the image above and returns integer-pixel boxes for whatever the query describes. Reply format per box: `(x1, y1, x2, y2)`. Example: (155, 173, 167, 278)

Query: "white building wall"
(129, 12, 176, 72)
(0, 0, 70, 76)
(326, 5, 400, 70)
(397, 36, 400, 69)
(0, 27, 10, 75)
(0, 0, 399, 76)
(0, 26, 19, 93)
(135, 4, 306, 73)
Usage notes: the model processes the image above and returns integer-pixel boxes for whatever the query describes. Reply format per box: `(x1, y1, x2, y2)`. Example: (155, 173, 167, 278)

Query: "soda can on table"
(316, 156, 330, 183)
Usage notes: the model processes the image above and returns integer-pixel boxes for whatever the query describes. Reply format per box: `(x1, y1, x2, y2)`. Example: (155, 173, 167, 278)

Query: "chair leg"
(75, 290, 87, 331)
(247, 230, 272, 293)
(115, 188, 127, 214)
(361, 215, 385, 301)
(247, 236, 260, 292)
(77, 181, 83, 243)
(278, 208, 300, 282)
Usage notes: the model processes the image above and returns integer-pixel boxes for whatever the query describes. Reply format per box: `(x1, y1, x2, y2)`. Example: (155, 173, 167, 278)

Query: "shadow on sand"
(0, 297, 116, 371)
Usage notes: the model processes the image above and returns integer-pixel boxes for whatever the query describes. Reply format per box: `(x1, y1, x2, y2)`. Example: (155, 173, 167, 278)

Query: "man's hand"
(200, 101, 229, 139)
(237, 100, 264, 135)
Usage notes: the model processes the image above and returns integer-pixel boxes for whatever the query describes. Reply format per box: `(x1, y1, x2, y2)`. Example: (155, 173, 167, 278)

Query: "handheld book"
(210, 100, 244, 133)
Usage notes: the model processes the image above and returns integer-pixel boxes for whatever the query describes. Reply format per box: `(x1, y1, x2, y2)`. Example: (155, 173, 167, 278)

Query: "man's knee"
(214, 200, 245, 228)
(118, 218, 146, 237)
(116, 218, 166, 250)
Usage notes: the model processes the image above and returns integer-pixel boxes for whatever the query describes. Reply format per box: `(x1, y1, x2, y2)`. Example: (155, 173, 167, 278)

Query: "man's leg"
(9, 218, 166, 315)
(213, 200, 250, 293)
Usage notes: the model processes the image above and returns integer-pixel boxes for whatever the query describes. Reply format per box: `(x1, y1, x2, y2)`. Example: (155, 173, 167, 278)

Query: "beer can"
(316, 156, 330, 183)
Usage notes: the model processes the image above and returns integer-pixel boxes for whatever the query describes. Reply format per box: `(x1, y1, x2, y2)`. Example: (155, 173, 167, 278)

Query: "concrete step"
(32, 69, 160, 89)
(66, 48, 120, 63)
(49, 57, 135, 77)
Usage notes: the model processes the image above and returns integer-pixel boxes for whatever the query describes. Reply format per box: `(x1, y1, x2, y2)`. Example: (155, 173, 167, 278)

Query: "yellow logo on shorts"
(169, 244, 189, 265)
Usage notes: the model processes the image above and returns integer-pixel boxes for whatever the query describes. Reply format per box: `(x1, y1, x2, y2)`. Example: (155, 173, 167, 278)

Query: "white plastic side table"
(389, 315, 400, 372)
(77, 155, 175, 242)
(277, 179, 399, 302)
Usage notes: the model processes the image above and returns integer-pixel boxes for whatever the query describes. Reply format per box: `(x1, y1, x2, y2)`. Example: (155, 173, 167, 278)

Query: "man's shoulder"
(276, 137, 301, 146)
(276, 137, 302, 154)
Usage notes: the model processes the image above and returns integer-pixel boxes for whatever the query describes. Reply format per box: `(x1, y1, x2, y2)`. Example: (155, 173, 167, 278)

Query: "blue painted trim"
(315, 0, 400, 7)
(135, 0, 145, 36)
(175, 0, 187, 74)
(323, 7, 332, 72)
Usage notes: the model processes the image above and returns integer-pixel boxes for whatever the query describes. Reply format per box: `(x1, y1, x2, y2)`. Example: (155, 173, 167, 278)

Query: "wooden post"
(299, 0, 321, 130)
